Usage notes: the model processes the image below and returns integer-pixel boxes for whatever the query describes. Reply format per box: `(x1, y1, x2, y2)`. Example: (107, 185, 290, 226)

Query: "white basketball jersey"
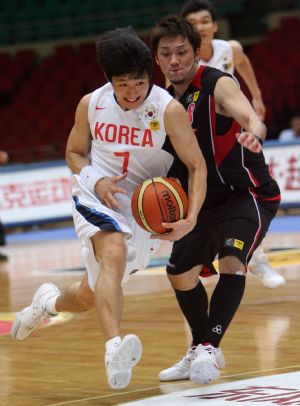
(88, 83, 174, 197)
(198, 39, 234, 74)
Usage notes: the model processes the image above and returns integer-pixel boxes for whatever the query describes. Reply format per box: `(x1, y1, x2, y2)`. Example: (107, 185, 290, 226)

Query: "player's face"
(111, 74, 150, 110)
(156, 36, 198, 85)
(185, 10, 217, 46)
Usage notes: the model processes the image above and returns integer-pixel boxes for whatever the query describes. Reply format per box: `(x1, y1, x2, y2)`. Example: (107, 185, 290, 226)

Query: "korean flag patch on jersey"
(143, 107, 157, 120)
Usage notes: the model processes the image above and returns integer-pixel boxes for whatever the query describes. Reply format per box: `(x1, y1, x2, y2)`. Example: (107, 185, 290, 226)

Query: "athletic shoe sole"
(11, 306, 32, 340)
(107, 334, 142, 389)
(159, 368, 190, 381)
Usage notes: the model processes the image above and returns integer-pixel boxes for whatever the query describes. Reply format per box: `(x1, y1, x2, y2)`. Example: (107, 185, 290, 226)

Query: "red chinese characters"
(0, 178, 71, 210)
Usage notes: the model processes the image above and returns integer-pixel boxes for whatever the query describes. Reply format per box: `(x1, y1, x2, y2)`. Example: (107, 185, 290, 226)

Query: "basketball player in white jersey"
(11, 28, 207, 389)
(181, 0, 285, 289)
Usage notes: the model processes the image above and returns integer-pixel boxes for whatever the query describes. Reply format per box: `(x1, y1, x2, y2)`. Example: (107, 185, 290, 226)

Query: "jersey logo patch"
(193, 91, 200, 101)
(187, 91, 200, 103)
(222, 62, 232, 71)
(224, 238, 244, 250)
(150, 120, 160, 130)
(186, 93, 193, 103)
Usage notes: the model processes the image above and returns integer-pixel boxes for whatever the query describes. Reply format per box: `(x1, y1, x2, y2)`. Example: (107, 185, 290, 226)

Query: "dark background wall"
(1, 0, 300, 162)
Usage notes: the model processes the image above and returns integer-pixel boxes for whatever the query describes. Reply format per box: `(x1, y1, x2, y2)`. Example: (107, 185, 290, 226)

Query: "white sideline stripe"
(45, 367, 300, 406)
(121, 370, 300, 405)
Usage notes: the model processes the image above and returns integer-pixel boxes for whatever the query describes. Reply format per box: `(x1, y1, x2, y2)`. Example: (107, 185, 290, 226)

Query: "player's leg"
(159, 265, 212, 382)
(11, 273, 94, 341)
(159, 226, 220, 382)
(72, 175, 142, 388)
(189, 194, 258, 385)
(248, 243, 285, 288)
(91, 230, 126, 340)
(190, 188, 280, 385)
(55, 273, 94, 312)
(190, 255, 245, 384)
(248, 180, 284, 288)
(92, 230, 142, 389)
(0, 220, 8, 262)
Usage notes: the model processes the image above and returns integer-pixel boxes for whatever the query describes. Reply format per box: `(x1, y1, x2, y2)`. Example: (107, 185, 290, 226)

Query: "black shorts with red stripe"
(166, 179, 280, 276)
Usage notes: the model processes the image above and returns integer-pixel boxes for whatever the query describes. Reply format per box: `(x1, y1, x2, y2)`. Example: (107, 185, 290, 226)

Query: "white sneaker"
(159, 345, 225, 382)
(105, 334, 142, 389)
(249, 246, 285, 289)
(11, 283, 60, 341)
(190, 344, 225, 384)
(159, 346, 197, 381)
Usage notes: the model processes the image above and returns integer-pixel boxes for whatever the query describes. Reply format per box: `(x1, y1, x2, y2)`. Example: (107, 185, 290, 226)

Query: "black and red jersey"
(165, 66, 276, 199)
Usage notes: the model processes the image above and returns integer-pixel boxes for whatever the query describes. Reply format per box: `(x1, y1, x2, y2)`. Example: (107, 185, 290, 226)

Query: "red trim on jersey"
(199, 265, 217, 278)
(260, 195, 281, 202)
(209, 97, 241, 168)
(192, 65, 206, 89)
(246, 169, 261, 187)
(247, 189, 263, 259)
(250, 187, 281, 202)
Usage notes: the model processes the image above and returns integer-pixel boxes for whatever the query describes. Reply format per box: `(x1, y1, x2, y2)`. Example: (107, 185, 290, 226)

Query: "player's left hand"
(150, 218, 195, 242)
(236, 132, 262, 153)
(94, 172, 127, 209)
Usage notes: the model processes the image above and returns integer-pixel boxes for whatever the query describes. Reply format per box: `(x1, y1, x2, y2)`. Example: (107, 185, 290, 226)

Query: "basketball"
(131, 177, 189, 234)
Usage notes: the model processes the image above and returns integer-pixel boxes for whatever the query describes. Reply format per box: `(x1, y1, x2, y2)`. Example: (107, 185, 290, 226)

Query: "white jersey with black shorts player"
(72, 83, 174, 290)
(198, 39, 234, 74)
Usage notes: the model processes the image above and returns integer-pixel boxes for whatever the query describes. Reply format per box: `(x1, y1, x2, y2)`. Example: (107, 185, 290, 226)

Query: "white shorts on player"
(72, 174, 157, 290)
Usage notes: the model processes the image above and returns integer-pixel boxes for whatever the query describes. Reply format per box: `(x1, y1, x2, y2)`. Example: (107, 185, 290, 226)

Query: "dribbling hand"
(94, 172, 127, 209)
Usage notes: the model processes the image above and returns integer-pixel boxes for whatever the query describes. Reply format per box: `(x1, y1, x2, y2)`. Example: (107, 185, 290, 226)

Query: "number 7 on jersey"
(114, 151, 129, 174)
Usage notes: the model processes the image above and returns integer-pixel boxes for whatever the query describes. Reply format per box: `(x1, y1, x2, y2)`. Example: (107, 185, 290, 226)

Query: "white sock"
(105, 336, 121, 354)
(45, 295, 59, 315)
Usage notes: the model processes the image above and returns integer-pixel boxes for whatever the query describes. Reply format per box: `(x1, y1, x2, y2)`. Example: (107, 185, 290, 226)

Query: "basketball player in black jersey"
(150, 16, 281, 385)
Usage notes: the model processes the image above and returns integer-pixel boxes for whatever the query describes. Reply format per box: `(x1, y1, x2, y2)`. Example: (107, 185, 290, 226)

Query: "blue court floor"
(6, 214, 300, 244)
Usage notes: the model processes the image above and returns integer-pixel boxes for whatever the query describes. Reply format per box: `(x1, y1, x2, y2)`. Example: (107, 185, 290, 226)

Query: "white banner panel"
(0, 162, 72, 226)
(263, 141, 300, 206)
(1, 141, 300, 226)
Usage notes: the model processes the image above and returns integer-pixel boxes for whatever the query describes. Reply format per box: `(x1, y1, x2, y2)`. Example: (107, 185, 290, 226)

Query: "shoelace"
(197, 344, 216, 356)
(177, 346, 197, 367)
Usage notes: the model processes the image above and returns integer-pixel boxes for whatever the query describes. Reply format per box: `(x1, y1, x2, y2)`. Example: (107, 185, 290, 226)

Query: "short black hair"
(96, 27, 153, 81)
(150, 15, 201, 55)
(181, 0, 216, 21)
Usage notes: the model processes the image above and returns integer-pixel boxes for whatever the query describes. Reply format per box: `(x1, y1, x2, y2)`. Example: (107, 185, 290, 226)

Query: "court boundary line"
(46, 364, 300, 405)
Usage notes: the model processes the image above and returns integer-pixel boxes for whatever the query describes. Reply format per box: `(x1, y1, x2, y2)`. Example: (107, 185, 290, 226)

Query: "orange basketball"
(131, 177, 189, 234)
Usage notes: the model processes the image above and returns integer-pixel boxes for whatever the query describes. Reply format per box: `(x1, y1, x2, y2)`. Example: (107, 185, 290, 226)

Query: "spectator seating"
(0, 15, 299, 162)
(0, 0, 249, 46)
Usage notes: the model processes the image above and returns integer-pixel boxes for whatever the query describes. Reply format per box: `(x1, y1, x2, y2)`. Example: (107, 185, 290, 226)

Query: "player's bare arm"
(66, 94, 92, 173)
(66, 94, 126, 208)
(229, 40, 266, 121)
(214, 76, 266, 153)
(156, 99, 207, 241)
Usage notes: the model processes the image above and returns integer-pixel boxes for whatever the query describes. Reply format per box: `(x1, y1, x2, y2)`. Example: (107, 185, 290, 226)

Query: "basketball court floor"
(0, 214, 299, 405)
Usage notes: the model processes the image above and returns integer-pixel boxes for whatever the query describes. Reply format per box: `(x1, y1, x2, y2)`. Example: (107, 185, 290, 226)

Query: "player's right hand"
(94, 172, 127, 209)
